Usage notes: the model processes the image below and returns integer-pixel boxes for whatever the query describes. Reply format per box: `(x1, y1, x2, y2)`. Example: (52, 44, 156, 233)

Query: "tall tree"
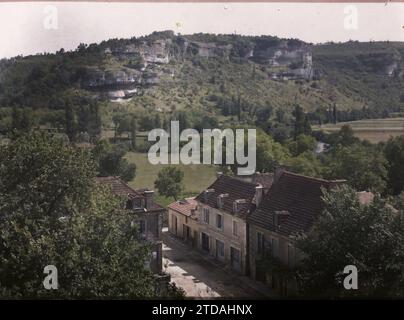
(65, 102, 77, 141)
(384, 136, 404, 195)
(323, 144, 388, 193)
(295, 185, 404, 297)
(0, 132, 176, 298)
(131, 116, 137, 151)
(154, 167, 184, 200)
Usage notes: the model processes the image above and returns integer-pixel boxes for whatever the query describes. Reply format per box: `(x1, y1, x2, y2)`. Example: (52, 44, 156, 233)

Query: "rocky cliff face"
(80, 33, 316, 99)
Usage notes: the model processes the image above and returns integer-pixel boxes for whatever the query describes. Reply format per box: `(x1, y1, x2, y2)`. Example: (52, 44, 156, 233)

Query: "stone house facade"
(193, 174, 264, 275)
(168, 197, 199, 247)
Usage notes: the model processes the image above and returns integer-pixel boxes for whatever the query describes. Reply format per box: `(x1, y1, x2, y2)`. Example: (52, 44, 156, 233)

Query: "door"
(173, 215, 177, 235)
(183, 225, 191, 242)
(215, 240, 225, 262)
(230, 247, 241, 271)
(201, 232, 210, 252)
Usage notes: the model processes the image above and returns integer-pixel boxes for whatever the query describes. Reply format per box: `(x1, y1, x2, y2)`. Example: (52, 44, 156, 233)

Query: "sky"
(0, 2, 403, 58)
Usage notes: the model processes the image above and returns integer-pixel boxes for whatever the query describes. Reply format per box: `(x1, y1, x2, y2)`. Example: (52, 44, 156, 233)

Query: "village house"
(247, 167, 373, 295)
(95, 176, 165, 274)
(192, 173, 264, 274)
(167, 197, 199, 247)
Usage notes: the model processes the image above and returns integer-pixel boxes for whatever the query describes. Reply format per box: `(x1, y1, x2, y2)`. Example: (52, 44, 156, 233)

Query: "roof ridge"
(219, 174, 259, 187)
(281, 170, 341, 185)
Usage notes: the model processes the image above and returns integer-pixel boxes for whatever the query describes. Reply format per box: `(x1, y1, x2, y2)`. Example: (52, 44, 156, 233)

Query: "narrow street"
(162, 229, 272, 298)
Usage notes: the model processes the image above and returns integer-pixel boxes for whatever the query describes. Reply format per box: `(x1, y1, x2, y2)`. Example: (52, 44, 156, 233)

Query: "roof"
(248, 171, 336, 237)
(195, 175, 258, 218)
(168, 198, 198, 219)
(95, 176, 138, 197)
(251, 172, 274, 191)
(233, 172, 274, 191)
(357, 191, 375, 205)
(95, 176, 164, 211)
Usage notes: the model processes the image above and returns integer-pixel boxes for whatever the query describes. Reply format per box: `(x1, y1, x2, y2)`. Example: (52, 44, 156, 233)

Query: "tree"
(131, 116, 137, 151)
(286, 134, 317, 157)
(337, 125, 358, 146)
(323, 144, 388, 193)
(92, 140, 136, 182)
(333, 103, 337, 124)
(255, 129, 290, 173)
(384, 136, 404, 195)
(65, 102, 77, 141)
(293, 105, 311, 139)
(0, 132, 176, 298)
(295, 185, 404, 297)
(286, 151, 323, 177)
(154, 167, 184, 200)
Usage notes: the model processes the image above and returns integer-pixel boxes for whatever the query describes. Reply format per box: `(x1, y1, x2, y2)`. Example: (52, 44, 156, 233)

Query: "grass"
(313, 118, 404, 143)
(124, 151, 219, 207)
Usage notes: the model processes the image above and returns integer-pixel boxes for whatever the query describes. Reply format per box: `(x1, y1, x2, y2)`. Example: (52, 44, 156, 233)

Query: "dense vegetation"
(0, 132, 183, 298)
(1, 31, 404, 298)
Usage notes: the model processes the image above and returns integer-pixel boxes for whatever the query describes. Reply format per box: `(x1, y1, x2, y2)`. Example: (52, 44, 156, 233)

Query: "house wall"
(196, 202, 248, 274)
(168, 208, 199, 247)
(249, 223, 302, 294)
(132, 209, 164, 274)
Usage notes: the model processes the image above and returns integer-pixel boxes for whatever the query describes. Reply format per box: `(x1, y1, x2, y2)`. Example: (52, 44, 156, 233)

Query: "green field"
(313, 118, 404, 143)
(125, 151, 219, 207)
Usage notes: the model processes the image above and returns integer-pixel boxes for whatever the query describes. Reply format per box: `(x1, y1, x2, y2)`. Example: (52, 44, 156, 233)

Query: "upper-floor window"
(233, 220, 238, 236)
(203, 208, 210, 224)
(216, 214, 223, 230)
(257, 232, 265, 254)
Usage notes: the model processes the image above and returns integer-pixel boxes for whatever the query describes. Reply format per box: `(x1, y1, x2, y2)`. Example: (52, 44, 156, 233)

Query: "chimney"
(233, 199, 246, 214)
(274, 210, 290, 227)
(217, 193, 229, 209)
(254, 185, 263, 206)
(203, 188, 215, 203)
(274, 165, 289, 183)
(144, 190, 154, 210)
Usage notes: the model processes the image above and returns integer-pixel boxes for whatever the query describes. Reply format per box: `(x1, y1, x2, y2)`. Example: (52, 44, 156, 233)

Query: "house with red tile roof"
(167, 198, 199, 246)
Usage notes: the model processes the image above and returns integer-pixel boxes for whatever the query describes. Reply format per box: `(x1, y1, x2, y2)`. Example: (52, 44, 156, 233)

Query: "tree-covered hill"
(1, 31, 404, 135)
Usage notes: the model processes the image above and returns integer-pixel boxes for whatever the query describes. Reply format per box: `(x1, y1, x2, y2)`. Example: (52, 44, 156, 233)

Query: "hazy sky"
(1, 2, 403, 58)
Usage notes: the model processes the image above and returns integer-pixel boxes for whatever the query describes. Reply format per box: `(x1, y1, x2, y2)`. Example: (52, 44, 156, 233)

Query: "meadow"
(313, 118, 404, 143)
(125, 151, 219, 207)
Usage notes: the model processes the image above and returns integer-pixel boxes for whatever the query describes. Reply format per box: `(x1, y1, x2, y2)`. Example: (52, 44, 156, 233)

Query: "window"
(257, 232, 265, 254)
(233, 221, 238, 236)
(216, 214, 223, 230)
(216, 240, 225, 261)
(203, 208, 210, 224)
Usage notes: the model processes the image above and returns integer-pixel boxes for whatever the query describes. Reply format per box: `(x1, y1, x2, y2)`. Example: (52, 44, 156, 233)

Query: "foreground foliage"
(0, 132, 180, 298)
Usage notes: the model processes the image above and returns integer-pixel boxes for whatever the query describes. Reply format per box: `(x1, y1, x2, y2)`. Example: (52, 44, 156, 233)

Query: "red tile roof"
(168, 198, 198, 219)
(357, 191, 375, 205)
(95, 176, 139, 197)
(248, 171, 340, 236)
(95, 176, 164, 211)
